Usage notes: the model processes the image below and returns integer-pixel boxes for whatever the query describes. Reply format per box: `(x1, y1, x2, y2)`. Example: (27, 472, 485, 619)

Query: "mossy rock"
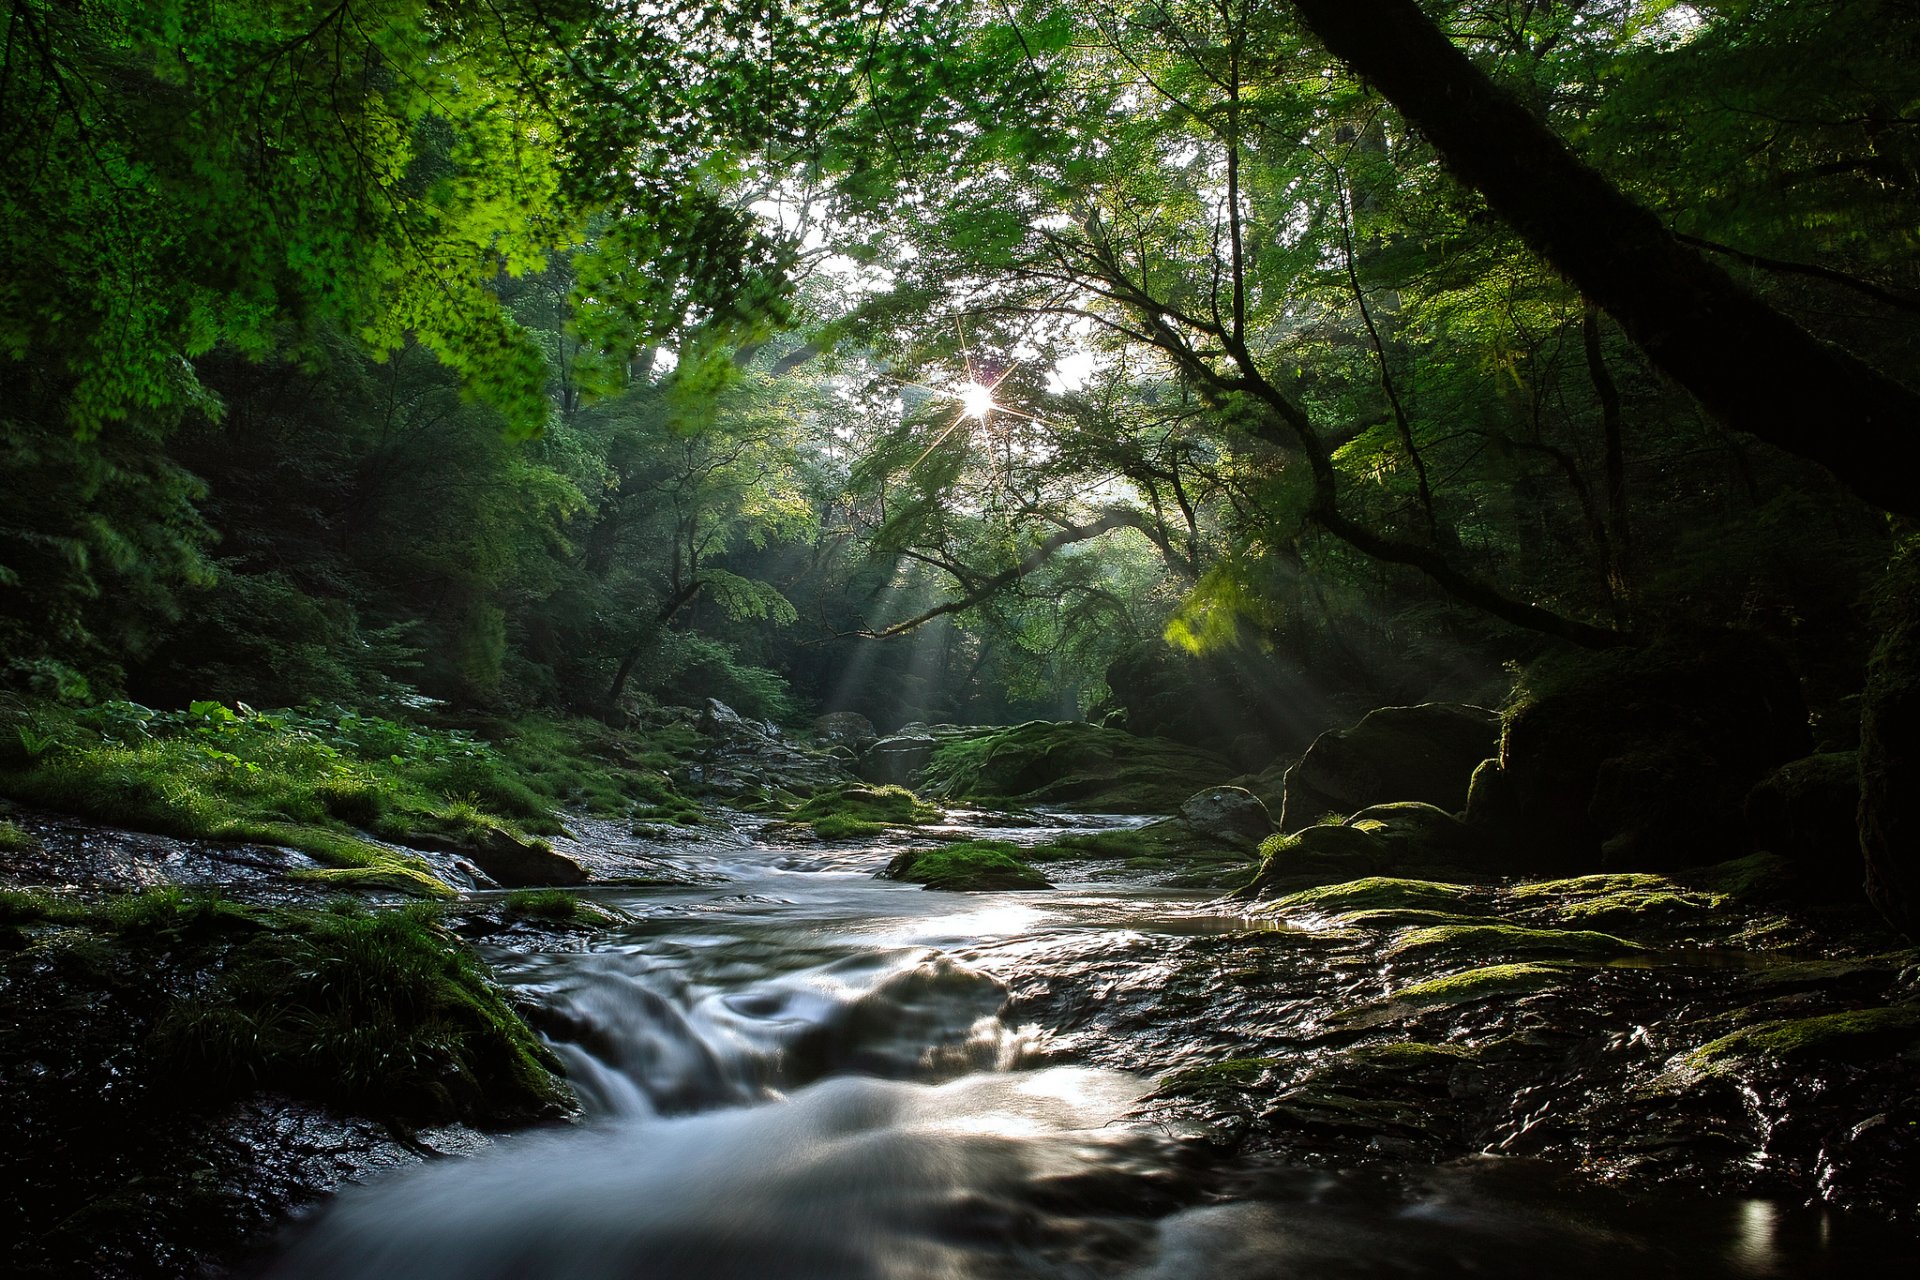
(1237, 823, 1390, 897)
(1341, 1041, 1476, 1070)
(1388, 962, 1573, 1007)
(501, 889, 625, 929)
(1266, 875, 1478, 916)
(1278, 703, 1498, 832)
(920, 721, 1233, 813)
(1507, 872, 1726, 932)
(1480, 631, 1812, 872)
(1386, 923, 1642, 962)
(1685, 851, 1803, 902)
(790, 784, 941, 839)
(1156, 1056, 1284, 1095)
(882, 840, 1052, 891)
(1690, 1002, 1920, 1069)
(1330, 907, 1482, 930)
(1345, 802, 1486, 868)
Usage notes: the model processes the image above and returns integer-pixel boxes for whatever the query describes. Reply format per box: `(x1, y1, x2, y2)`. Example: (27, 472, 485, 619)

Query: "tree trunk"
(1289, 0, 1920, 519)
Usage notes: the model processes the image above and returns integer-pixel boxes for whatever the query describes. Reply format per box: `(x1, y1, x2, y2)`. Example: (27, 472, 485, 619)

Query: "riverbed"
(262, 814, 1911, 1277)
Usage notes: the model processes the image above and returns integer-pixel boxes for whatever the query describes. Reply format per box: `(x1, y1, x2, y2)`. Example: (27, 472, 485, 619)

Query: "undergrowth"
(0, 699, 705, 890)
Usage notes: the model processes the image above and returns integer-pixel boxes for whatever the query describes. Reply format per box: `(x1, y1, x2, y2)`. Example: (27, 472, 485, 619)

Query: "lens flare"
(957, 382, 997, 421)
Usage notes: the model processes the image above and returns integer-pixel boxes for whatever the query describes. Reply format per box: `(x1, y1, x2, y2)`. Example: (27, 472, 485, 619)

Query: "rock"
(1470, 631, 1812, 872)
(1862, 541, 1920, 937)
(1235, 823, 1392, 898)
(881, 840, 1052, 891)
(1178, 786, 1273, 849)
(1347, 801, 1480, 867)
(467, 829, 588, 888)
(1278, 703, 1499, 832)
(1745, 752, 1862, 898)
(813, 711, 875, 744)
(698, 698, 770, 741)
(858, 734, 938, 787)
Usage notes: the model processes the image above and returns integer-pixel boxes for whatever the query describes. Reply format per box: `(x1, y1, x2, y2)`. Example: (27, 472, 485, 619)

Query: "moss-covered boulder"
(467, 828, 588, 888)
(1346, 801, 1484, 866)
(1470, 631, 1812, 872)
(1265, 875, 1479, 917)
(1745, 751, 1860, 880)
(881, 840, 1052, 891)
(1861, 540, 1920, 937)
(1278, 703, 1499, 832)
(1384, 921, 1643, 962)
(919, 720, 1233, 813)
(782, 783, 942, 839)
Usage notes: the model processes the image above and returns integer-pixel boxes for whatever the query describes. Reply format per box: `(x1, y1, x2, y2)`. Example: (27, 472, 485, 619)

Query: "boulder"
(813, 711, 875, 744)
(1177, 786, 1274, 849)
(1470, 631, 1812, 872)
(698, 698, 764, 740)
(1862, 543, 1920, 937)
(1744, 752, 1861, 897)
(468, 829, 588, 888)
(858, 735, 938, 787)
(1346, 802, 1480, 868)
(1278, 703, 1499, 832)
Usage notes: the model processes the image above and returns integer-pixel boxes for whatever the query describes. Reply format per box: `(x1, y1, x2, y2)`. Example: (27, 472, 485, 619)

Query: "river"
(264, 814, 1902, 1277)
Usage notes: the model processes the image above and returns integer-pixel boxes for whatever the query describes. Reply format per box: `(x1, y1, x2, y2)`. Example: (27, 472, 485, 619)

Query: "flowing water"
(266, 815, 1901, 1278)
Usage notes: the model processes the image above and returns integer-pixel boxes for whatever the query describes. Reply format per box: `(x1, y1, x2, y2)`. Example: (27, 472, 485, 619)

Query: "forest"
(3, 1, 1918, 1276)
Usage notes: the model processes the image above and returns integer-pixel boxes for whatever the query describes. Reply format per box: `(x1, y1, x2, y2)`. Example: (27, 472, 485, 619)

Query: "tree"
(1285, 0, 1920, 519)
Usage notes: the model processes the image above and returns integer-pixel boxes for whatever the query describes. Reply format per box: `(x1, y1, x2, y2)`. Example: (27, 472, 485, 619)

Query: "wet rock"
(859, 734, 938, 787)
(812, 711, 875, 744)
(1862, 542, 1920, 937)
(467, 829, 588, 888)
(1471, 631, 1812, 873)
(1278, 704, 1499, 832)
(1177, 787, 1273, 850)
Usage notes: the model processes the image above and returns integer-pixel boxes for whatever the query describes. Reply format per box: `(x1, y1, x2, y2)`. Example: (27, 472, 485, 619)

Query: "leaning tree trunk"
(1288, 0, 1920, 519)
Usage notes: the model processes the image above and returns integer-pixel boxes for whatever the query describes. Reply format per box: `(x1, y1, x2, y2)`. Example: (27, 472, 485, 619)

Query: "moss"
(791, 784, 940, 839)
(0, 816, 36, 852)
(1386, 922, 1642, 961)
(290, 864, 457, 897)
(1331, 907, 1480, 930)
(0, 702, 708, 901)
(1688, 852, 1801, 901)
(1548, 887, 1724, 929)
(3, 890, 569, 1124)
(1270, 876, 1475, 915)
(883, 840, 1052, 891)
(920, 720, 1232, 813)
(1157, 1056, 1282, 1093)
(1509, 872, 1674, 898)
(501, 889, 623, 928)
(1690, 1003, 1920, 1068)
(1389, 962, 1571, 1006)
(1343, 1041, 1475, 1068)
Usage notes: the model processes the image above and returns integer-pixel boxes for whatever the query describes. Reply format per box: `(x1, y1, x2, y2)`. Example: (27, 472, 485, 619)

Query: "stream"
(265, 814, 1904, 1278)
